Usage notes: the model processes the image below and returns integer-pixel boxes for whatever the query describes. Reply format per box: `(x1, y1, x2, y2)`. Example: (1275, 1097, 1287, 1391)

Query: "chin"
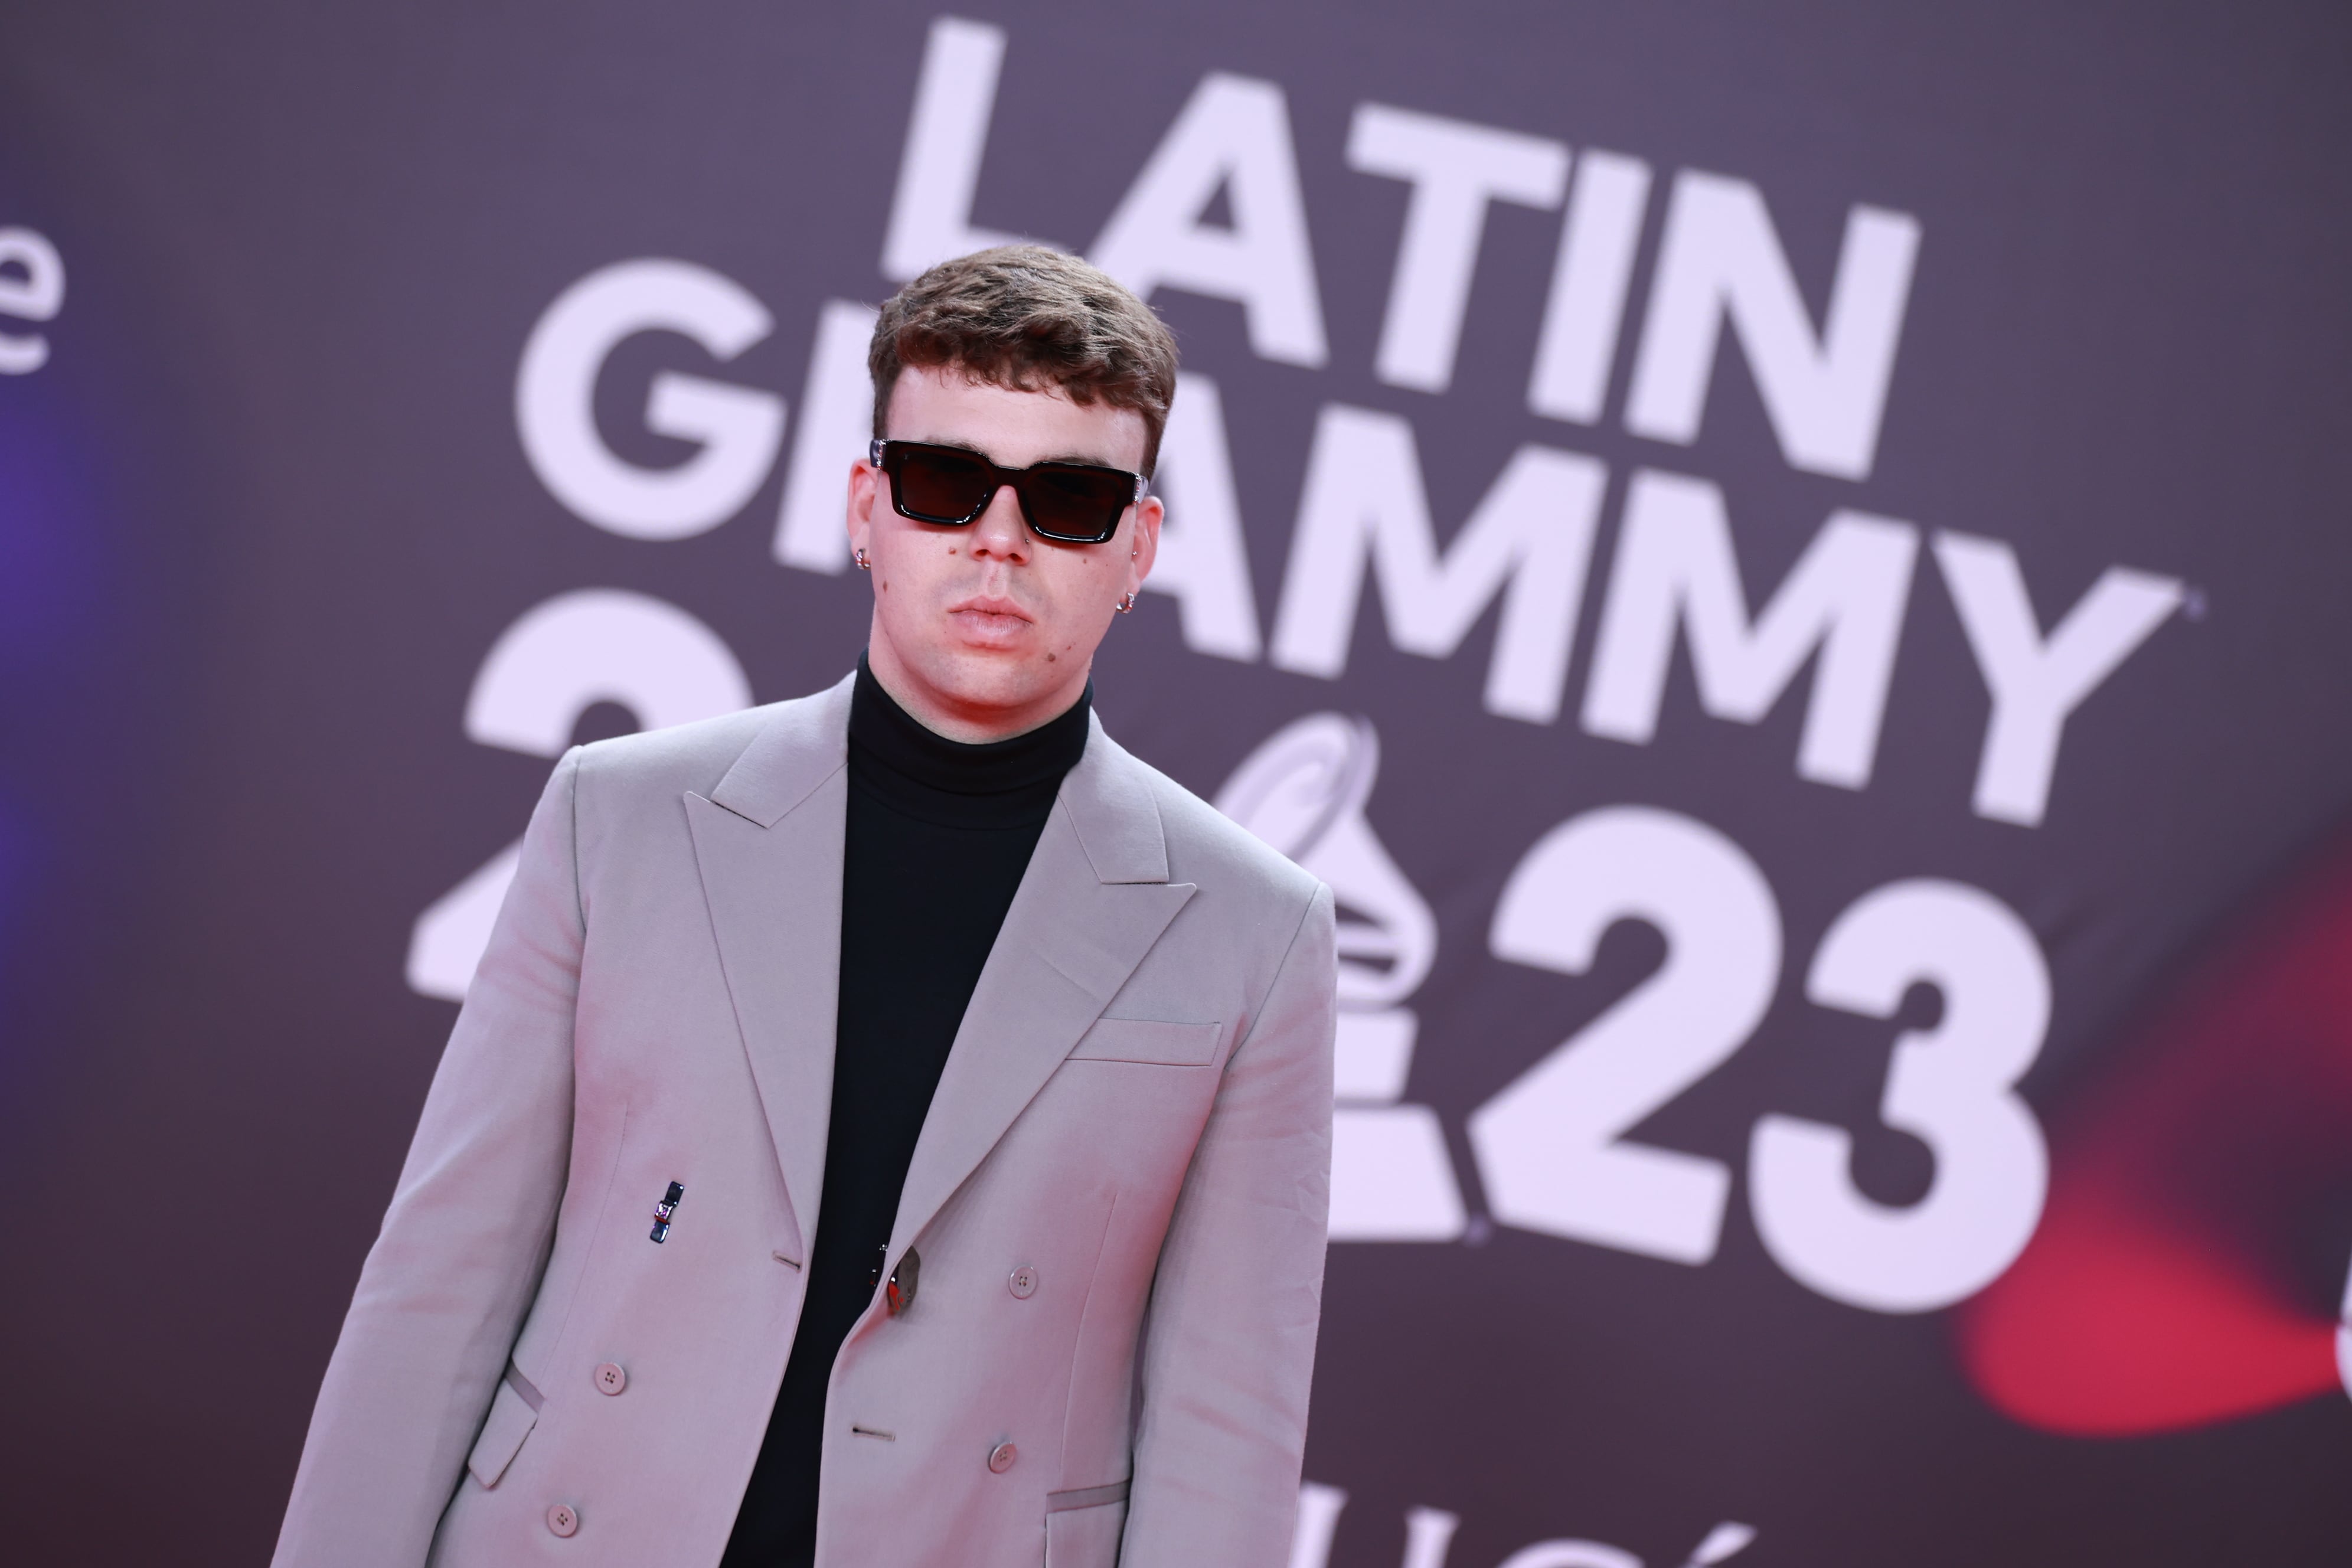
(929, 650, 1047, 709)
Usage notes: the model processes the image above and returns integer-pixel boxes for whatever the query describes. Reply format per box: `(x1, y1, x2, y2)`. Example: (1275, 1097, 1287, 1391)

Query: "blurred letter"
(773, 299, 880, 574)
(1582, 471, 1918, 788)
(1348, 103, 1569, 394)
(1272, 406, 1604, 724)
(0, 227, 64, 374)
(1625, 171, 1919, 481)
(515, 259, 783, 540)
(880, 17, 1025, 282)
(1145, 373, 1262, 661)
(1526, 152, 1652, 424)
(1093, 73, 1328, 367)
(1286, 1484, 1348, 1568)
(1933, 533, 2182, 827)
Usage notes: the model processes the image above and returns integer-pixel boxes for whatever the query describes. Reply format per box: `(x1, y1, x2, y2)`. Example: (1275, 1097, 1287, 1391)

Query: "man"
(272, 246, 1337, 1568)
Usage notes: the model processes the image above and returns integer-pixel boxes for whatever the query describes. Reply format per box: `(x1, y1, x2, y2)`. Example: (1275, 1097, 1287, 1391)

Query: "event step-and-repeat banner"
(6, 2, 2352, 1563)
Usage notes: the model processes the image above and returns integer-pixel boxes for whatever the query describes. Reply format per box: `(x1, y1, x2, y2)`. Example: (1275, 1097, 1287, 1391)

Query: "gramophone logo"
(1217, 713, 1466, 1240)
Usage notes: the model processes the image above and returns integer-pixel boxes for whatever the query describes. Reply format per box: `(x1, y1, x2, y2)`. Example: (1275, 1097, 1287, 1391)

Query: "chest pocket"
(1067, 1018, 1221, 1067)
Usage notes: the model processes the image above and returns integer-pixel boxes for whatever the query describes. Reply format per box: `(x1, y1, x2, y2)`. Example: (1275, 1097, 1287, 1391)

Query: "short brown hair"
(869, 245, 1180, 475)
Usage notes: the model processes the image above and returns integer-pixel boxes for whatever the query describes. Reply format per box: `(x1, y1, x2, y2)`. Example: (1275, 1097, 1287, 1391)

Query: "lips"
(949, 594, 1033, 622)
(945, 594, 1035, 642)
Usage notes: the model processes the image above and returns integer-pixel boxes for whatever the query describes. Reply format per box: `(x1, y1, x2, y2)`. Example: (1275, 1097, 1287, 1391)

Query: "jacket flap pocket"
(1044, 1495, 1129, 1568)
(465, 1376, 540, 1489)
(1068, 1018, 1221, 1066)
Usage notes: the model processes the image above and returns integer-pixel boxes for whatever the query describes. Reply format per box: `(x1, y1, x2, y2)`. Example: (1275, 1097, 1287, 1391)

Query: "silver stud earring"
(854, 547, 871, 571)
(1115, 592, 1136, 614)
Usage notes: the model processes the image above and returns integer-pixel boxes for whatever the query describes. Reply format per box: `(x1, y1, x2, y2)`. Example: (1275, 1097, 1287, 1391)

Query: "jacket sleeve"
(272, 748, 588, 1567)
(1122, 881, 1337, 1568)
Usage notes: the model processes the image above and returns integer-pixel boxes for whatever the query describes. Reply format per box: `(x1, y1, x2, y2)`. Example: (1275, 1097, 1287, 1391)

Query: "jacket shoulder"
(569, 677, 849, 809)
(1123, 749, 1322, 914)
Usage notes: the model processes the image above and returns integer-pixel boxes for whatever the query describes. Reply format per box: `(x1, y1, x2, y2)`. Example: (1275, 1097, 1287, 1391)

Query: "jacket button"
(986, 1441, 1018, 1475)
(546, 1502, 580, 1537)
(592, 1362, 626, 1396)
(1008, 1266, 1038, 1299)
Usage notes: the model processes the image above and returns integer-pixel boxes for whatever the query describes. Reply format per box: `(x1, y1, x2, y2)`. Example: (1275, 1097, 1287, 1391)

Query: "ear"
(847, 455, 880, 563)
(1123, 494, 1164, 600)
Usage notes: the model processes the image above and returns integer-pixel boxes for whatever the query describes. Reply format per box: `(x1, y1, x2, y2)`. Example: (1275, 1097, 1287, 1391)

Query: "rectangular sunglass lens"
(1023, 466, 1130, 541)
(894, 446, 993, 522)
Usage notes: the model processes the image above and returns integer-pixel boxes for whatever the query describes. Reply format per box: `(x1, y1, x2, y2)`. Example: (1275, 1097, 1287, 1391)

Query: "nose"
(968, 482, 1030, 563)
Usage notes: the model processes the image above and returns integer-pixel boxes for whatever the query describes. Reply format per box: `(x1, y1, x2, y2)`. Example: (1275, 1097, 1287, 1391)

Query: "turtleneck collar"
(847, 654, 1091, 828)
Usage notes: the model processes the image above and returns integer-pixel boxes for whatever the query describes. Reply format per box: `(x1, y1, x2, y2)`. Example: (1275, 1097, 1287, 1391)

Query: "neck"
(863, 630, 1093, 744)
(848, 657, 1090, 823)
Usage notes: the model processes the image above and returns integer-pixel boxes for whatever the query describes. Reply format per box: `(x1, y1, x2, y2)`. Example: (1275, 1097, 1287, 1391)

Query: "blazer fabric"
(272, 674, 1337, 1568)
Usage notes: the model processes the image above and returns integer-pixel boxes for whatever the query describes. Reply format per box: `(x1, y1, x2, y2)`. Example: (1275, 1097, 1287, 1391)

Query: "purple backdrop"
(7, 2, 2352, 1563)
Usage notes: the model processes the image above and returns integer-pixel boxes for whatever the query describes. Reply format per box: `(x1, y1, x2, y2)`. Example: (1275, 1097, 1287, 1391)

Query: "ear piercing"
(854, 547, 871, 570)
(1115, 592, 1136, 614)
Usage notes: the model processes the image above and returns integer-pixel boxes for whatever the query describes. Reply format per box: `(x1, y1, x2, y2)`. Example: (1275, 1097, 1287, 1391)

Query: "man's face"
(847, 363, 1162, 741)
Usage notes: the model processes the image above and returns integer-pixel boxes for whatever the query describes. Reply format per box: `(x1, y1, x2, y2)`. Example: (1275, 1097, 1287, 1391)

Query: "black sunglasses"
(870, 439, 1147, 545)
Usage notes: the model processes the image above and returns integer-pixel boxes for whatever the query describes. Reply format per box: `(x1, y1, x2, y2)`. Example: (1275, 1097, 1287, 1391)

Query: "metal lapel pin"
(649, 1181, 684, 1243)
(886, 1247, 920, 1315)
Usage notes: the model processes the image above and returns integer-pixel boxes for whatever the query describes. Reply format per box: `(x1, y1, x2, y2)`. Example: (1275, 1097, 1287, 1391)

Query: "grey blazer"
(272, 674, 1337, 1568)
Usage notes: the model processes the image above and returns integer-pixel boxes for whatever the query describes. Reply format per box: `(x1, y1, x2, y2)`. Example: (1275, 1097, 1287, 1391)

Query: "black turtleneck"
(721, 658, 1091, 1567)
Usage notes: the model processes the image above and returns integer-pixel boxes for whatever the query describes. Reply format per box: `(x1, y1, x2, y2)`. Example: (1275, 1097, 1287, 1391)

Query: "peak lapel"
(889, 724, 1194, 1259)
(683, 676, 854, 1257)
